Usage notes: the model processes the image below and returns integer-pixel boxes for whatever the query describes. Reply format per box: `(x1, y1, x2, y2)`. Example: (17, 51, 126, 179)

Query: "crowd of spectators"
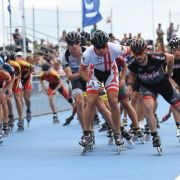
(3, 22, 179, 78)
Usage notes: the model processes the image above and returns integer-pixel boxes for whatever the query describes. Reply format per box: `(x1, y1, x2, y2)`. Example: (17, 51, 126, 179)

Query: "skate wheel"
(3, 131, 9, 137)
(127, 140, 135, 148)
(157, 146, 162, 156)
(140, 137, 145, 144)
(178, 137, 180, 143)
(80, 146, 86, 156)
(108, 137, 113, 145)
(17, 127, 24, 132)
(117, 145, 121, 155)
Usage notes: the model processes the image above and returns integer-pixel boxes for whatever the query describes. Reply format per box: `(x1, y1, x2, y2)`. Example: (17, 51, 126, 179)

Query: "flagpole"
(57, 6, 60, 47)
(1, 0, 6, 50)
(111, 8, 113, 33)
(33, 5, 35, 52)
(9, 0, 12, 45)
(151, 0, 155, 48)
(81, 0, 84, 32)
(22, 0, 27, 58)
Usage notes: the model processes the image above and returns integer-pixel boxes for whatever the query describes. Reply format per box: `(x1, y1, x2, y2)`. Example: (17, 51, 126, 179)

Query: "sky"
(0, 0, 180, 46)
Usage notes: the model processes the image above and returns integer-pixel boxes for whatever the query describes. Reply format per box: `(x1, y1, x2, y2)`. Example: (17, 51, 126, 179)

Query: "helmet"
(16, 51, 23, 57)
(80, 31, 91, 46)
(81, 31, 90, 41)
(0, 50, 11, 62)
(90, 30, 109, 49)
(168, 37, 180, 49)
(0, 57, 5, 67)
(130, 38, 147, 54)
(42, 63, 50, 71)
(80, 35, 87, 46)
(65, 31, 81, 45)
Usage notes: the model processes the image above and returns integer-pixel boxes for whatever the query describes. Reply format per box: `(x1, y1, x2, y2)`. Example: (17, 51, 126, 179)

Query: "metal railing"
(6, 25, 59, 46)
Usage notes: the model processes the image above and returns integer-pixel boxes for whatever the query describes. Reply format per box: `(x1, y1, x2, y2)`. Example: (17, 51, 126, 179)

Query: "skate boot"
(176, 127, 180, 143)
(17, 120, 24, 131)
(134, 128, 145, 144)
(2, 123, 10, 136)
(0, 129, 4, 144)
(114, 133, 125, 154)
(90, 131, 95, 149)
(0, 123, 4, 143)
(123, 118, 128, 127)
(160, 113, 171, 123)
(63, 115, 73, 126)
(79, 131, 92, 155)
(121, 127, 134, 147)
(107, 128, 113, 145)
(128, 126, 138, 142)
(26, 110, 32, 127)
(152, 135, 162, 155)
(53, 114, 60, 124)
(8, 115, 14, 131)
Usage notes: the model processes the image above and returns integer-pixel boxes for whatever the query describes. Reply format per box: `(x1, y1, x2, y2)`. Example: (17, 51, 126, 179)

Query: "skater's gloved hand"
(89, 79, 103, 91)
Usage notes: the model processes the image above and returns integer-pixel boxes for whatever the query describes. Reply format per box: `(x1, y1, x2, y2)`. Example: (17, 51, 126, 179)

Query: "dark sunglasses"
(68, 41, 80, 46)
(95, 45, 107, 50)
(132, 51, 145, 56)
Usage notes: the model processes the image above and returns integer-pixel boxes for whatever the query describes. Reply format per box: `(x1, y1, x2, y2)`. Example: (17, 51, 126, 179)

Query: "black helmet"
(168, 37, 180, 49)
(91, 30, 109, 49)
(80, 35, 87, 46)
(80, 31, 91, 46)
(65, 31, 81, 45)
(42, 63, 50, 71)
(130, 38, 147, 54)
(81, 31, 91, 41)
(0, 50, 11, 62)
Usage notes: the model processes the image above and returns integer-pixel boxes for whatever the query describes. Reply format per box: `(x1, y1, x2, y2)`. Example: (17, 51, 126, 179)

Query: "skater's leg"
(96, 97, 114, 130)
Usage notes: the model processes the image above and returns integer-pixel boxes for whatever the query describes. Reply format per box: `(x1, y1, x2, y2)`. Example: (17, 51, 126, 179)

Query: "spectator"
(109, 33, 119, 44)
(167, 22, 179, 42)
(156, 23, 164, 44)
(77, 27, 81, 33)
(13, 28, 31, 51)
(33, 55, 42, 75)
(59, 30, 66, 42)
(13, 28, 22, 47)
(137, 33, 142, 39)
(127, 33, 132, 40)
(121, 33, 127, 45)
(26, 55, 34, 65)
(91, 24, 97, 34)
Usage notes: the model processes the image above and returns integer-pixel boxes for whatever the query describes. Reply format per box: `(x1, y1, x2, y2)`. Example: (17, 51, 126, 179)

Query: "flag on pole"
(7, 0, 11, 14)
(82, 0, 102, 27)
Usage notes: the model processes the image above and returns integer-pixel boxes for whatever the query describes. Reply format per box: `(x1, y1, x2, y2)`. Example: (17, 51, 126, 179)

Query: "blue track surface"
(0, 96, 180, 180)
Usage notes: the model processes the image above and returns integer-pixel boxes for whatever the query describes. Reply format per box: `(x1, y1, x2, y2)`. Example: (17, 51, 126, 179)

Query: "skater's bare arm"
(63, 67, 80, 81)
